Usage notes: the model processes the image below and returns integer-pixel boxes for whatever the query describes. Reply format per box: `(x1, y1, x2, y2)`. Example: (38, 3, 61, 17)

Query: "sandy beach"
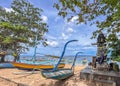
(0, 65, 89, 86)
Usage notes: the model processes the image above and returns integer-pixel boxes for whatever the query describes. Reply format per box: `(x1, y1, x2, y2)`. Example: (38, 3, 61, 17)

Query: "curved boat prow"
(71, 52, 83, 71)
(41, 40, 78, 80)
(53, 40, 78, 71)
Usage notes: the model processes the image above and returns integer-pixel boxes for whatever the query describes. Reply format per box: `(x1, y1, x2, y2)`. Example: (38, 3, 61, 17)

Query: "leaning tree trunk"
(13, 54, 20, 62)
(14, 56, 17, 62)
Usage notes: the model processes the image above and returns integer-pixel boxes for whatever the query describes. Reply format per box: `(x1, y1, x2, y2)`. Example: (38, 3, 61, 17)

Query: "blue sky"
(0, 0, 98, 56)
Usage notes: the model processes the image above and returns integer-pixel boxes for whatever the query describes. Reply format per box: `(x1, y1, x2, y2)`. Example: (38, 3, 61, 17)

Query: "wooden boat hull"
(0, 62, 14, 68)
(40, 40, 78, 80)
(11, 62, 65, 70)
(41, 69, 73, 80)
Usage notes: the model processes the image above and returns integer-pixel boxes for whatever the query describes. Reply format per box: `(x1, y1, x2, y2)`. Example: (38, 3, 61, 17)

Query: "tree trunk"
(0, 55, 5, 62)
(14, 55, 19, 62)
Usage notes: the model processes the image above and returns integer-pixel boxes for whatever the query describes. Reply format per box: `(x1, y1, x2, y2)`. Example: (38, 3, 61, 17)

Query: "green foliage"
(54, 0, 120, 59)
(2, 37, 13, 44)
(110, 40, 120, 61)
(112, 56, 120, 62)
(0, 0, 48, 61)
(54, 0, 120, 34)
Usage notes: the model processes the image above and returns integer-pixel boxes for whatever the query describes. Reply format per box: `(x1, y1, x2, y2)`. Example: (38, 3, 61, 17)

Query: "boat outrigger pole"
(33, 34, 38, 63)
(71, 52, 83, 72)
(53, 40, 78, 71)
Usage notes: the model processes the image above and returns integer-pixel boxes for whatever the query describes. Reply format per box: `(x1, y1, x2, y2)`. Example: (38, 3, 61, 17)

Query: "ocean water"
(18, 55, 93, 66)
(4, 55, 120, 68)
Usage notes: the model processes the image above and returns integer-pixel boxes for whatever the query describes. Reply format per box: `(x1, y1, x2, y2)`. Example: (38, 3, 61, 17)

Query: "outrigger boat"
(0, 62, 14, 68)
(0, 51, 14, 68)
(41, 40, 81, 80)
(11, 35, 65, 70)
(11, 62, 65, 70)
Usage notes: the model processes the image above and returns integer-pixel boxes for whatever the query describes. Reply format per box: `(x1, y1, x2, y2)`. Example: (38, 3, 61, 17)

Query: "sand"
(0, 65, 88, 86)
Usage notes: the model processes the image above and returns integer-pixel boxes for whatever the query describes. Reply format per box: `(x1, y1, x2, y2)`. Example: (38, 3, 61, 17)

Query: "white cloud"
(64, 16, 84, 27)
(41, 15, 48, 23)
(54, 16, 61, 22)
(46, 40, 58, 47)
(61, 33, 69, 40)
(4, 8, 13, 12)
(70, 16, 79, 23)
(45, 34, 57, 40)
(60, 27, 76, 40)
(82, 46, 95, 50)
(66, 27, 76, 33)
(76, 36, 96, 46)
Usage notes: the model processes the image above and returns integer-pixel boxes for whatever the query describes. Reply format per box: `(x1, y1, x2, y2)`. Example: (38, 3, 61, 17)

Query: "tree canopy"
(54, 0, 120, 59)
(54, 0, 120, 37)
(0, 0, 48, 61)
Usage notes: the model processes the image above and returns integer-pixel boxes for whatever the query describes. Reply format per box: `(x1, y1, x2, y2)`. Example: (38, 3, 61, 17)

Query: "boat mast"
(32, 21, 40, 63)
(33, 34, 38, 63)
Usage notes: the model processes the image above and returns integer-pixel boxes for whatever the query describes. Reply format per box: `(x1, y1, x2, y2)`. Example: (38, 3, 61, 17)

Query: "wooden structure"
(80, 32, 120, 86)
(80, 67, 120, 86)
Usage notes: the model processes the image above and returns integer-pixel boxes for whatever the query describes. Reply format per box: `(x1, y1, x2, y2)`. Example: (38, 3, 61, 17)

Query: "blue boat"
(0, 62, 14, 68)
(41, 40, 82, 80)
(41, 69, 73, 80)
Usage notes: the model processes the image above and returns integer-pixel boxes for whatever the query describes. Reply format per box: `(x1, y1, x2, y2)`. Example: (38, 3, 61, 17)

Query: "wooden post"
(92, 56, 96, 68)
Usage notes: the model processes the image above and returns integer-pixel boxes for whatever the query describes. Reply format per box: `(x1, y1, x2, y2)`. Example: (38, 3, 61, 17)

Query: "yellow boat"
(11, 62, 65, 70)
(11, 35, 66, 70)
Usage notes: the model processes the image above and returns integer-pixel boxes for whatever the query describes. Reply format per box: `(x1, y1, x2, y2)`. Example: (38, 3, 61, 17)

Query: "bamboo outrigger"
(41, 40, 81, 80)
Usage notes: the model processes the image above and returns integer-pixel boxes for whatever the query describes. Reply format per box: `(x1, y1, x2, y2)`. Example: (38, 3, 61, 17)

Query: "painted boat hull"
(41, 69, 73, 80)
(0, 62, 14, 68)
(11, 62, 65, 70)
(41, 40, 79, 80)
